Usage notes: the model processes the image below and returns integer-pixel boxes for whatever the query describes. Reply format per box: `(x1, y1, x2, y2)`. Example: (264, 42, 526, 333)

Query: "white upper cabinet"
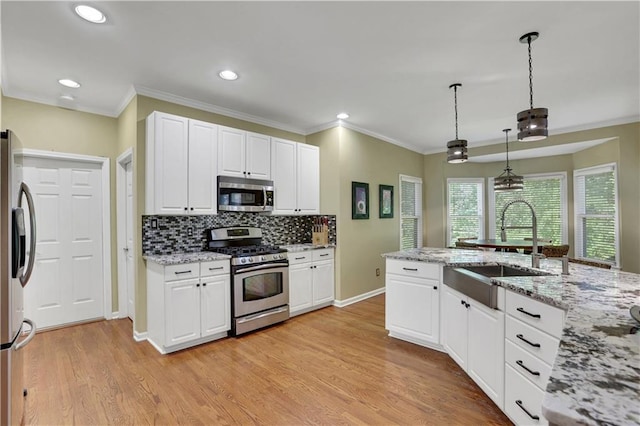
(271, 137, 319, 215)
(218, 126, 271, 180)
(146, 111, 217, 215)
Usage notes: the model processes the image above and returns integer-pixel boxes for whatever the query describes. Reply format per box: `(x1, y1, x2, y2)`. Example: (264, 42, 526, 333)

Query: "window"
(574, 163, 619, 266)
(489, 173, 567, 244)
(400, 175, 423, 250)
(447, 178, 484, 247)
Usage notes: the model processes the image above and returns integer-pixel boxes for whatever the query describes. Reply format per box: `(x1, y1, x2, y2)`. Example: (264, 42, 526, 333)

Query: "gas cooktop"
(204, 227, 288, 265)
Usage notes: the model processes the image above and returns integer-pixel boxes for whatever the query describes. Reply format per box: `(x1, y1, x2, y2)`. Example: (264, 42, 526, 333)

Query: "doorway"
(117, 149, 135, 324)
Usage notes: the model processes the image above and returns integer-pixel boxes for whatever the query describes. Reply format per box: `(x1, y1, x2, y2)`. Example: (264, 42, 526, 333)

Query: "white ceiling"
(2, 1, 638, 154)
(468, 138, 612, 163)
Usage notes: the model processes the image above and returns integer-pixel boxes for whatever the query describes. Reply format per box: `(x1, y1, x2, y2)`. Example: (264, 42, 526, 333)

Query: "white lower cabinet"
(441, 284, 505, 410)
(385, 259, 440, 348)
(147, 260, 230, 354)
(289, 249, 335, 316)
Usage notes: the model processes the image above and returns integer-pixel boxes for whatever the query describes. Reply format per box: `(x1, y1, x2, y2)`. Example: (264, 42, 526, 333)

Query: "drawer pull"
(515, 400, 540, 421)
(517, 307, 541, 318)
(516, 360, 541, 376)
(319, 253, 329, 257)
(208, 267, 224, 271)
(402, 267, 418, 271)
(174, 270, 192, 275)
(294, 257, 306, 260)
(516, 334, 541, 348)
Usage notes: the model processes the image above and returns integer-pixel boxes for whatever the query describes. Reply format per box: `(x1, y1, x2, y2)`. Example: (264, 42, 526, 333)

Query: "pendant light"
(447, 83, 468, 163)
(517, 32, 548, 141)
(494, 128, 524, 192)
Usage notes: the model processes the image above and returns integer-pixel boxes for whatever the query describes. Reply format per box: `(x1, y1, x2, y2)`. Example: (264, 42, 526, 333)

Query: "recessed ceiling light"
(75, 5, 106, 23)
(219, 70, 238, 81)
(58, 79, 81, 88)
(336, 112, 349, 120)
(60, 95, 75, 101)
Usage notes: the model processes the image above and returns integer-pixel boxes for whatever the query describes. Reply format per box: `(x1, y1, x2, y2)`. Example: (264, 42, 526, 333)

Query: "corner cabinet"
(145, 111, 218, 215)
(271, 138, 319, 215)
(289, 248, 334, 316)
(217, 126, 271, 180)
(146, 260, 230, 354)
(385, 259, 440, 349)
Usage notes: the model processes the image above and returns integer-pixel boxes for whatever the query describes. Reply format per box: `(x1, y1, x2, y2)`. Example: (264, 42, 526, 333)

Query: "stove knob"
(261, 256, 267, 262)
(240, 258, 247, 264)
(247, 257, 253, 263)
(274, 254, 281, 259)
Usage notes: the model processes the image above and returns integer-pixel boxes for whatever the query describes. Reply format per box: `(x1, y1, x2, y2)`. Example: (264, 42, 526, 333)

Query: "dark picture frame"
(379, 184, 394, 218)
(351, 181, 369, 219)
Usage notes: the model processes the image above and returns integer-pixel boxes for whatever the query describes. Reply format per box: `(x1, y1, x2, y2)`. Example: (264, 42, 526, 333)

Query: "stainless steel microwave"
(218, 176, 274, 212)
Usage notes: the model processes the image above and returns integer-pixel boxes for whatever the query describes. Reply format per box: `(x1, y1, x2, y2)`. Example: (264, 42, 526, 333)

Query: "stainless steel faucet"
(500, 199, 543, 268)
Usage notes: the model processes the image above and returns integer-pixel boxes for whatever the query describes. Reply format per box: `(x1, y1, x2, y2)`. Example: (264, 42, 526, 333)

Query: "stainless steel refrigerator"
(0, 130, 37, 425)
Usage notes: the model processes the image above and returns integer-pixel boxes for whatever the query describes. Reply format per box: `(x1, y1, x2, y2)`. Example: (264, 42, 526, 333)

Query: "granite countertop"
(280, 243, 336, 252)
(143, 252, 231, 265)
(382, 247, 640, 426)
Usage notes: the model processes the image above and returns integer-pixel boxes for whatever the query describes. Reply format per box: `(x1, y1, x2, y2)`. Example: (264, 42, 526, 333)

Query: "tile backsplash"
(142, 212, 337, 255)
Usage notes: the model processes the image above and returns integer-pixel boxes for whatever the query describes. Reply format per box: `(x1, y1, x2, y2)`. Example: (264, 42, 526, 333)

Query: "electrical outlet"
(376, 268, 380, 277)
(187, 227, 193, 237)
(150, 219, 158, 229)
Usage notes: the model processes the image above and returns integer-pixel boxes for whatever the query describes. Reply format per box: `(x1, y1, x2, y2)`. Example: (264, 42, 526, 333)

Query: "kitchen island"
(382, 248, 639, 426)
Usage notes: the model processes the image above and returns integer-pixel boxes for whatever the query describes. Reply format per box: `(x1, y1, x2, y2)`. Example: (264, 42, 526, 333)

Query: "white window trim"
(573, 162, 620, 267)
(446, 177, 485, 246)
(488, 171, 568, 243)
(399, 174, 423, 249)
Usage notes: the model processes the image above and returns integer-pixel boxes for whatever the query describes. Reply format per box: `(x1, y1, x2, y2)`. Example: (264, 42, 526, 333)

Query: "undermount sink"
(443, 264, 551, 309)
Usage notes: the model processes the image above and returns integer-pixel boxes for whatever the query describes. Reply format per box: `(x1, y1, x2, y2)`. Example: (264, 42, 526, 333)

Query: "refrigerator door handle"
(18, 182, 37, 287)
(15, 318, 36, 351)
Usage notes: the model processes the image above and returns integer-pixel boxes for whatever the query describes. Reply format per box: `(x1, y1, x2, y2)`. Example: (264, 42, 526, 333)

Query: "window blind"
(400, 175, 422, 250)
(447, 179, 484, 246)
(574, 164, 618, 265)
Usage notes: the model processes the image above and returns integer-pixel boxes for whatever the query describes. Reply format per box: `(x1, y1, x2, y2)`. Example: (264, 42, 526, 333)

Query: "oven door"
(233, 263, 289, 317)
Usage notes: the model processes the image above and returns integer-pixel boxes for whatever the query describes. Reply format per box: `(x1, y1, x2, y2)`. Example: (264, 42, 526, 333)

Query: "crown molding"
(114, 85, 137, 116)
(331, 121, 424, 154)
(1, 88, 119, 117)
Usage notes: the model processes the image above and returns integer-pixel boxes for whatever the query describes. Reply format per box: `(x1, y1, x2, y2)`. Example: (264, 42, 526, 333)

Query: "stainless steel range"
(205, 227, 289, 336)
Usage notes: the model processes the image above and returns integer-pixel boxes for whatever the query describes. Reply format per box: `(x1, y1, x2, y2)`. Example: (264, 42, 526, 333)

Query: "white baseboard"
(133, 330, 148, 342)
(333, 286, 385, 308)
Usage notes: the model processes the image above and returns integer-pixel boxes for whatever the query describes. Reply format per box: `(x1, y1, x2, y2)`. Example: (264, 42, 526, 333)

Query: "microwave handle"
(262, 187, 267, 210)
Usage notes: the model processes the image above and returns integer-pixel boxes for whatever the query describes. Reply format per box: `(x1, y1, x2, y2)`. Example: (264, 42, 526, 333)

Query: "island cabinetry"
(442, 284, 505, 410)
(147, 259, 230, 354)
(289, 248, 334, 316)
(385, 259, 440, 349)
(217, 126, 271, 180)
(146, 111, 218, 215)
(271, 138, 319, 214)
(504, 291, 564, 426)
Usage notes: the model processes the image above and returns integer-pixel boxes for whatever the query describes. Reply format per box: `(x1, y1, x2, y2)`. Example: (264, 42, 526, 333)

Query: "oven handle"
(235, 262, 288, 274)
(236, 306, 289, 324)
(262, 187, 267, 210)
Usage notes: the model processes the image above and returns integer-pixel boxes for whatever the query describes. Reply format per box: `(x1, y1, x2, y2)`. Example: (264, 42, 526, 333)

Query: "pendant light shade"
(447, 83, 468, 163)
(517, 32, 548, 141)
(494, 128, 524, 192)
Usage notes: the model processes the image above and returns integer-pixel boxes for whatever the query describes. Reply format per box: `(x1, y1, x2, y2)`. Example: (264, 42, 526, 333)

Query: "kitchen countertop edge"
(144, 252, 231, 265)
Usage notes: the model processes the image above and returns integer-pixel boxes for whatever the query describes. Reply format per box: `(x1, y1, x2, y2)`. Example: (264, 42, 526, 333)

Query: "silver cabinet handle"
(208, 266, 224, 271)
(174, 270, 192, 275)
(15, 318, 36, 350)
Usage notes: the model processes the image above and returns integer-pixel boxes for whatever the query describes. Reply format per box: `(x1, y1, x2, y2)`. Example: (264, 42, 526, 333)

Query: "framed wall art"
(379, 184, 394, 218)
(351, 181, 369, 219)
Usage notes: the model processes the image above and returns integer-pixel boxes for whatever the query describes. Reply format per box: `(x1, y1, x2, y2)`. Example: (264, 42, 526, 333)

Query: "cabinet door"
(296, 143, 319, 214)
(165, 278, 200, 346)
(218, 126, 246, 178)
(467, 301, 505, 410)
(246, 132, 271, 180)
(188, 119, 218, 214)
(312, 259, 334, 305)
(442, 285, 468, 370)
(200, 275, 231, 337)
(289, 262, 313, 313)
(150, 112, 189, 214)
(385, 274, 439, 346)
(271, 138, 297, 214)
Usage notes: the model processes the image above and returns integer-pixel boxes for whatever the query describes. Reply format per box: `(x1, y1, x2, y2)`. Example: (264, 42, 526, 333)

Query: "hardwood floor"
(23, 294, 511, 425)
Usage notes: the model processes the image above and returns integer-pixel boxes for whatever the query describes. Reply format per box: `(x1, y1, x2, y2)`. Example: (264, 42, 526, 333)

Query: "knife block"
(312, 225, 329, 246)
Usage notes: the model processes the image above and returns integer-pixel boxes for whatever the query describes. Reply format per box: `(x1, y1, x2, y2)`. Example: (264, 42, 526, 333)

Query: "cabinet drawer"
(386, 259, 440, 279)
(506, 291, 564, 338)
(505, 364, 548, 426)
(506, 316, 560, 366)
(288, 252, 312, 265)
(312, 248, 334, 261)
(200, 260, 230, 277)
(505, 339, 552, 391)
(164, 263, 199, 281)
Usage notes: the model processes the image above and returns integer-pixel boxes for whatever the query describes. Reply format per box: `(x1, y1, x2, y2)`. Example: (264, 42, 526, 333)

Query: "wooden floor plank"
(23, 294, 511, 425)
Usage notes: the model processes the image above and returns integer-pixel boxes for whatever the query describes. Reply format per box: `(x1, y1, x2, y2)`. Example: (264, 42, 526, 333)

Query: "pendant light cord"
(504, 129, 511, 170)
(453, 85, 459, 139)
(528, 36, 534, 110)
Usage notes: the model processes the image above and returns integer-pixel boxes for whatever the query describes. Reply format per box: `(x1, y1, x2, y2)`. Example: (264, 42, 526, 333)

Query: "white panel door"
(217, 126, 245, 178)
(154, 112, 189, 214)
(312, 260, 334, 305)
(296, 143, 319, 214)
(23, 158, 104, 329)
(245, 132, 271, 179)
(188, 119, 217, 214)
(165, 279, 200, 346)
(441, 285, 468, 370)
(271, 138, 297, 214)
(289, 263, 313, 314)
(200, 275, 230, 337)
(385, 274, 438, 345)
(125, 161, 135, 320)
